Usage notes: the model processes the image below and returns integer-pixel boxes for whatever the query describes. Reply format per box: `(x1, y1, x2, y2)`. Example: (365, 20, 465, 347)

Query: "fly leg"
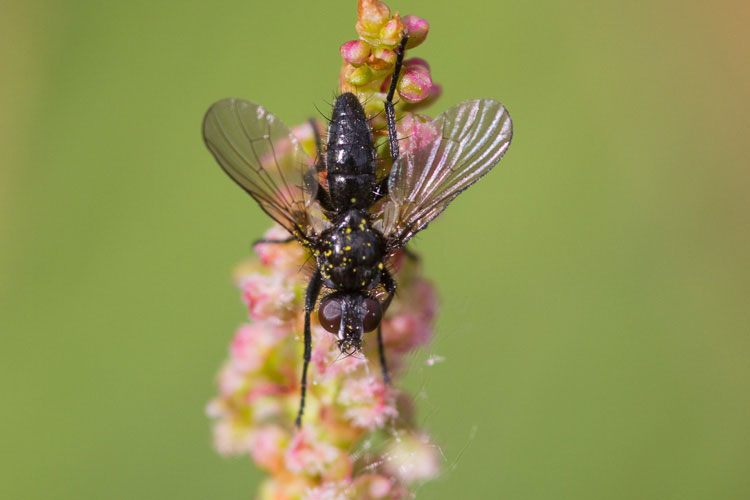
(315, 185, 334, 212)
(384, 34, 409, 162)
(252, 235, 296, 246)
(296, 268, 323, 427)
(403, 246, 420, 262)
(376, 268, 398, 384)
(373, 34, 407, 202)
(308, 117, 323, 170)
(376, 324, 390, 384)
(305, 117, 335, 212)
(373, 176, 389, 202)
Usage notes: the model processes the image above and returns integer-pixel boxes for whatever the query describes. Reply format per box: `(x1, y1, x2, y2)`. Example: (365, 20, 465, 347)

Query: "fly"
(202, 34, 513, 426)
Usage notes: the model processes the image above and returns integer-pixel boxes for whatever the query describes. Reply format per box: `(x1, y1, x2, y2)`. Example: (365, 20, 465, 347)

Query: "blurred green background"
(2, 0, 749, 498)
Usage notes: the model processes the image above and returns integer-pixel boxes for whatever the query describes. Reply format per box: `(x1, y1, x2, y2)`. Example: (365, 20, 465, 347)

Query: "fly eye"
(361, 297, 382, 333)
(318, 296, 342, 334)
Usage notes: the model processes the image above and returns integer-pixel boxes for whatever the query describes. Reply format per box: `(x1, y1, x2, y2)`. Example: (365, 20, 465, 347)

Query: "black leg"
(373, 176, 389, 202)
(308, 117, 323, 167)
(305, 117, 335, 212)
(252, 236, 296, 246)
(376, 324, 390, 384)
(315, 185, 335, 212)
(296, 268, 323, 427)
(308, 117, 327, 175)
(376, 268, 397, 384)
(380, 267, 397, 312)
(403, 246, 420, 262)
(385, 34, 409, 162)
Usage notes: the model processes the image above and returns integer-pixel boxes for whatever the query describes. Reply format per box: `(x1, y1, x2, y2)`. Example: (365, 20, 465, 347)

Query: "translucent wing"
(379, 99, 512, 246)
(203, 98, 322, 242)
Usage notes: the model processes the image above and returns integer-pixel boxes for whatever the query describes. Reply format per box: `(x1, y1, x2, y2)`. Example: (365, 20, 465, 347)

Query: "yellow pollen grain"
(377, 263, 383, 269)
(344, 245, 351, 251)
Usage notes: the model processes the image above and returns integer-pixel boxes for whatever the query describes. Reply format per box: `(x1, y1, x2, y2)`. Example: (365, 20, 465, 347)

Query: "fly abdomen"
(327, 173, 376, 210)
(326, 93, 378, 210)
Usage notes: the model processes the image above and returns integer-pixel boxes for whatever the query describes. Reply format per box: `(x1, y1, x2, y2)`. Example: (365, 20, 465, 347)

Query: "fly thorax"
(316, 211, 385, 292)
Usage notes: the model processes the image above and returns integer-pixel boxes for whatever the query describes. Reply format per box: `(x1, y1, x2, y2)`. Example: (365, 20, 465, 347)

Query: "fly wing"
(379, 99, 512, 247)
(203, 98, 322, 243)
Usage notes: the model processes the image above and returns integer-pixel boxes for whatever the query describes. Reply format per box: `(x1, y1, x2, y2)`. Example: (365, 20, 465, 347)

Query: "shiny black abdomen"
(317, 210, 386, 292)
(326, 93, 378, 211)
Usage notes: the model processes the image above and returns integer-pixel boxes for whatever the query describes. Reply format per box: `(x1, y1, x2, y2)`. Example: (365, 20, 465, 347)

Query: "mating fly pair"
(203, 34, 513, 426)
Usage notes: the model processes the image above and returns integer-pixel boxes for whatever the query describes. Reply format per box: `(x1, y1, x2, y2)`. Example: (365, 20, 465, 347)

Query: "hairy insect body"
(318, 92, 386, 294)
(326, 93, 378, 211)
(317, 210, 385, 292)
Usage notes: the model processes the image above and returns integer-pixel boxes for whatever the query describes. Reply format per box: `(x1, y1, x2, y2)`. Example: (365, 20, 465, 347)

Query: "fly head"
(318, 292, 383, 354)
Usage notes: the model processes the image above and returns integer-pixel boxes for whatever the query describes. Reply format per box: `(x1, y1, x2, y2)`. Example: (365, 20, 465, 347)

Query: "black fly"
(203, 34, 513, 426)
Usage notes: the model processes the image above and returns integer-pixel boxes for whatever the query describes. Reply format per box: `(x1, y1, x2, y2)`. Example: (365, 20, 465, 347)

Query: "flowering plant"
(207, 1, 443, 498)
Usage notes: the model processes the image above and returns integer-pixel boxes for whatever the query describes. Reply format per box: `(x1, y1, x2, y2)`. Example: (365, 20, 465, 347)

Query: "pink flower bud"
(305, 483, 344, 500)
(337, 375, 398, 430)
(426, 81, 443, 101)
(216, 363, 246, 396)
(347, 64, 375, 86)
(404, 57, 430, 72)
(352, 474, 408, 499)
(364, 475, 393, 498)
(356, 0, 391, 38)
(396, 113, 440, 155)
(402, 15, 429, 48)
(384, 313, 431, 353)
(230, 323, 284, 373)
(253, 227, 307, 276)
(340, 39, 371, 65)
(379, 15, 405, 45)
(250, 425, 288, 473)
(383, 432, 441, 483)
(239, 273, 296, 322)
(397, 60, 433, 103)
(212, 418, 254, 456)
(373, 47, 396, 65)
(284, 430, 352, 479)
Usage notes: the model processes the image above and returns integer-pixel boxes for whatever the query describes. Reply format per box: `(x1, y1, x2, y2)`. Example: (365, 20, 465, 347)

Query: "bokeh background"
(2, 0, 749, 498)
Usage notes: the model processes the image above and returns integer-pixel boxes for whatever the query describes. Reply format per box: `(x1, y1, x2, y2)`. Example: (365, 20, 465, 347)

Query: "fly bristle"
(313, 103, 332, 124)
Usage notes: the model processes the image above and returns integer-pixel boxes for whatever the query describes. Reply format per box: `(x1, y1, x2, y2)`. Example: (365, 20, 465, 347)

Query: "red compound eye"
(361, 297, 382, 332)
(319, 296, 342, 334)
